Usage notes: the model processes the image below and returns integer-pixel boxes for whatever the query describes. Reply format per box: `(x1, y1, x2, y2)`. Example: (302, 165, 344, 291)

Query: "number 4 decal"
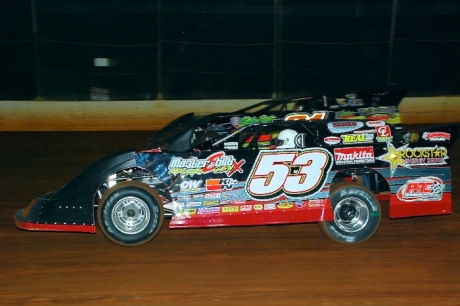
(245, 148, 333, 200)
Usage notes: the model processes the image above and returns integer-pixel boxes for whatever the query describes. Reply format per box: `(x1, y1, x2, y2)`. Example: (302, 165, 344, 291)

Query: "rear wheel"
(97, 181, 164, 246)
(319, 182, 381, 243)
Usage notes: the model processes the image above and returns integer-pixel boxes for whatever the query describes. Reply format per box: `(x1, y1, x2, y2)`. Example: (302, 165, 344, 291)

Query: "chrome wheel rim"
(333, 197, 369, 233)
(111, 196, 150, 234)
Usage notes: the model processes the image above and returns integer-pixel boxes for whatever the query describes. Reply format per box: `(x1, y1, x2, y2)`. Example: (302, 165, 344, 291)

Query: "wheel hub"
(111, 196, 151, 235)
(334, 197, 369, 233)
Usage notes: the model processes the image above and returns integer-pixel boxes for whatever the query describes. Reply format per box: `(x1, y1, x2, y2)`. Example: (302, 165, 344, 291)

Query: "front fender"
(15, 151, 137, 232)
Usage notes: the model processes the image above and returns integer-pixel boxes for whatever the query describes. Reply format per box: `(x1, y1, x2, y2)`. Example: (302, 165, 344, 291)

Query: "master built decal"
(376, 142, 448, 177)
(168, 152, 245, 177)
(245, 148, 333, 201)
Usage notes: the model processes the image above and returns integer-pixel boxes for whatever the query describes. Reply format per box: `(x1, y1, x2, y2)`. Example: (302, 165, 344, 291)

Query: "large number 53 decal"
(245, 148, 333, 200)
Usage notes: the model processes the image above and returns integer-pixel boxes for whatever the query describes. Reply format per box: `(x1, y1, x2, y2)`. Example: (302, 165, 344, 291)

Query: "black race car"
(15, 92, 458, 246)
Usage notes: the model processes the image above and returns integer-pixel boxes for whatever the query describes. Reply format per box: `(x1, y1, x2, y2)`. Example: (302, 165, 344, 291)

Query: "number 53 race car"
(14, 93, 459, 246)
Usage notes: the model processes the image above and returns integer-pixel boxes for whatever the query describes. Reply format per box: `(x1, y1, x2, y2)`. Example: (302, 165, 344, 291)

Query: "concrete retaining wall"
(0, 97, 459, 131)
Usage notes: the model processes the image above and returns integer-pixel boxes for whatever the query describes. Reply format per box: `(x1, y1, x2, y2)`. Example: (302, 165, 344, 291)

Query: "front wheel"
(97, 181, 164, 246)
(319, 182, 381, 243)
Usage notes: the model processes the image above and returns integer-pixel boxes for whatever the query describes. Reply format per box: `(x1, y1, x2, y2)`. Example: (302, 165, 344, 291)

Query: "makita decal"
(168, 152, 245, 177)
(396, 176, 444, 202)
(334, 147, 375, 165)
(422, 132, 450, 142)
(327, 121, 364, 134)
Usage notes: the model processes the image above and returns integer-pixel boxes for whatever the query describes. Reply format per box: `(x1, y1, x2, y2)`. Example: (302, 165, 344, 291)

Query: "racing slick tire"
(318, 182, 381, 243)
(97, 181, 164, 246)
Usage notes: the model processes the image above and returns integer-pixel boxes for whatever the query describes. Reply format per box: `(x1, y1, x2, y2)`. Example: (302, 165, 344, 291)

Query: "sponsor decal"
(222, 206, 239, 213)
(334, 147, 375, 165)
(233, 115, 277, 127)
(396, 176, 444, 202)
(376, 143, 449, 177)
(206, 178, 238, 191)
(277, 201, 294, 209)
(422, 132, 450, 142)
(224, 142, 238, 150)
(308, 199, 326, 208)
(284, 111, 328, 121)
(253, 204, 263, 211)
(192, 194, 204, 199)
(264, 203, 276, 210)
(296, 200, 307, 208)
(186, 201, 202, 207)
(177, 195, 191, 200)
(168, 152, 245, 177)
(204, 193, 221, 199)
(375, 125, 393, 142)
(240, 205, 252, 212)
(245, 148, 333, 201)
(358, 106, 397, 119)
(203, 200, 219, 206)
(327, 121, 364, 134)
(197, 207, 220, 214)
(353, 129, 376, 134)
(324, 136, 341, 145)
(366, 120, 385, 127)
(232, 199, 247, 205)
(179, 180, 203, 192)
(179, 209, 197, 215)
(219, 200, 230, 205)
(341, 133, 374, 144)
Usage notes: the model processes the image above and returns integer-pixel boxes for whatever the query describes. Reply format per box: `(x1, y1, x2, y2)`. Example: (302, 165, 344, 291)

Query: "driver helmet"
(276, 129, 298, 148)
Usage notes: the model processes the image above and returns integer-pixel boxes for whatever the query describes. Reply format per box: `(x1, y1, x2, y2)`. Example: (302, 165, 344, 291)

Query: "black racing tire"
(319, 182, 381, 243)
(97, 181, 164, 246)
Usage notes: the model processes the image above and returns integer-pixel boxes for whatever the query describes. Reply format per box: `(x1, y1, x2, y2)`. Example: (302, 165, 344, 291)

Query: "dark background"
(1, 0, 459, 100)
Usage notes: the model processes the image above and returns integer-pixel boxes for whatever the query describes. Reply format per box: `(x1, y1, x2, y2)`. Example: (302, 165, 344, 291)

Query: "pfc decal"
(206, 178, 238, 191)
(375, 125, 393, 142)
(376, 143, 449, 177)
(327, 121, 364, 134)
(168, 152, 245, 177)
(222, 206, 239, 213)
(341, 133, 374, 144)
(334, 147, 375, 165)
(396, 176, 445, 202)
(240, 205, 252, 212)
(179, 180, 203, 192)
(245, 148, 333, 201)
(323, 136, 341, 145)
(422, 132, 451, 142)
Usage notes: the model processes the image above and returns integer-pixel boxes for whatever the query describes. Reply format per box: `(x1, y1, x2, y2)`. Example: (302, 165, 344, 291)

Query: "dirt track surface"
(2, 131, 460, 306)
